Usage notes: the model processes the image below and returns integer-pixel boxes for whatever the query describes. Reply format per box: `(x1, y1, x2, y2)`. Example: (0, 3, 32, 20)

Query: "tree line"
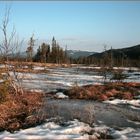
(69, 46, 140, 67)
(26, 36, 69, 64)
(0, 6, 139, 67)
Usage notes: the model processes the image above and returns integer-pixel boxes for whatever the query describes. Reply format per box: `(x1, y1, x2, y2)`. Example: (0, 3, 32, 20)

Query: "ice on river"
(8, 66, 139, 92)
(104, 99, 140, 109)
(0, 66, 140, 139)
(14, 67, 104, 92)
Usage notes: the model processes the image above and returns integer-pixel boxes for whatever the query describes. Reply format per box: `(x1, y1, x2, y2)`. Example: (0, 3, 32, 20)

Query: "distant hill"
(8, 51, 36, 59)
(89, 44, 140, 60)
(67, 50, 97, 59)
(8, 50, 96, 60)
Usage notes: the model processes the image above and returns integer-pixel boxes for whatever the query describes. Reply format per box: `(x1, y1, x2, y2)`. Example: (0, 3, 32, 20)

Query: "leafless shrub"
(45, 100, 95, 125)
(110, 69, 127, 82)
(0, 6, 24, 95)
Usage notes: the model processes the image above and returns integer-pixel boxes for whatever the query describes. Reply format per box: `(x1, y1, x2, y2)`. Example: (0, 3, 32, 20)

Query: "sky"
(0, 1, 140, 52)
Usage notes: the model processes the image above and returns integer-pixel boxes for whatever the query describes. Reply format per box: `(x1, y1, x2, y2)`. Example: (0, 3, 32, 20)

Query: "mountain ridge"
(66, 50, 97, 59)
(89, 44, 140, 60)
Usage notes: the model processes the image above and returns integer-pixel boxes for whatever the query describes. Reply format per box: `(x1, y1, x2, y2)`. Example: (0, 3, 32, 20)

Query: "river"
(0, 66, 140, 139)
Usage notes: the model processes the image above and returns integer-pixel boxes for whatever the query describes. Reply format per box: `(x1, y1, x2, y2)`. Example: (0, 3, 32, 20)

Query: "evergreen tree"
(34, 36, 68, 64)
(40, 43, 50, 63)
(33, 46, 41, 62)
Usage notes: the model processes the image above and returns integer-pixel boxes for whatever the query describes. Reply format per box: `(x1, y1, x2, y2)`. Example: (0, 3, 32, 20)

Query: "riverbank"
(0, 90, 45, 133)
(0, 82, 140, 134)
(63, 82, 140, 100)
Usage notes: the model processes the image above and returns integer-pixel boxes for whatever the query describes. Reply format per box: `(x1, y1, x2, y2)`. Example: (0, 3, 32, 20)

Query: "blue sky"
(0, 1, 140, 52)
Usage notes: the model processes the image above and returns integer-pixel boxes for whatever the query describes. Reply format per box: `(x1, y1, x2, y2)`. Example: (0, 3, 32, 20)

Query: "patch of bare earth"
(65, 82, 140, 101)
(0, 91, 46, 133)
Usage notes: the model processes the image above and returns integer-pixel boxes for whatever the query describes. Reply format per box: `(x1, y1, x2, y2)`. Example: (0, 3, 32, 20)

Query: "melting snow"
(0, 119, 92, 140)
(30, 89, 44, 93)
(0, 65, 140, 139)
(1, 121, 140, 140)
(33, 66, 45, 70)
(104, 99, 140, 108)
(55, 92, 69, 99)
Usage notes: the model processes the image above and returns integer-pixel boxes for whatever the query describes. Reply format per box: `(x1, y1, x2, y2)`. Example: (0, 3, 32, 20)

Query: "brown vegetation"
(0, 90, 45, 133)
(3, 61, 72, 68)
(65, 82, 140, 101)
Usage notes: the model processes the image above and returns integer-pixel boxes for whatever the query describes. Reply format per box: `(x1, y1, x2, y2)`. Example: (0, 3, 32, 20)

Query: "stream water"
(45, 99, 140, 128)
(0, 66, 140, 139)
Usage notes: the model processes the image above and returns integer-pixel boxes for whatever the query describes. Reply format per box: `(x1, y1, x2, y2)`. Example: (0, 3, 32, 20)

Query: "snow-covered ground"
(0, 65, 140, 139)
(104, 99, 140, 110)
(3, 118, 136, 140)
(0, 119, 93, 140)
(13, 67, 104, 92)
(8, 66, 140, 92)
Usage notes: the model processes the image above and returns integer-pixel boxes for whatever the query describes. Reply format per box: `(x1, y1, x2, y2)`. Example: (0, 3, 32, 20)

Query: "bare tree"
(0, 7, 16, 62)
(110, 46, 113, 68)
(26, 34, 36, 62)
(0, 6, 24, 94)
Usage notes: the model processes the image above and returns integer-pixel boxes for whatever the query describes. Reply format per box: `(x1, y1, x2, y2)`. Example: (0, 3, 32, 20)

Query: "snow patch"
(0, 119, 92, 140)
(55, 92, 69, 99)
(110, 127, 137, 139)
(33, 66, 45, 70)
(0, 64, 5, 68)
(113, 67, 139, 71)
(30, 89, 44, 93)
(104, 99, 140, 108)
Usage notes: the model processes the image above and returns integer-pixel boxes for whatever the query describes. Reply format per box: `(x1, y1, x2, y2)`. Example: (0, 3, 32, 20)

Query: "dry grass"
(1, 61, 73, 73)
(4, 61, 72, 68)
(0, 90, 45, 132)
(65, 82, 140, 101)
